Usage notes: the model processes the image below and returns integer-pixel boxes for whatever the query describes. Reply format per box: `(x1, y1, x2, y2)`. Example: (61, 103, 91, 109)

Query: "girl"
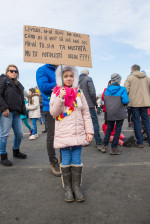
(50, 65, 94, 202)
(26, 88, 40, 140)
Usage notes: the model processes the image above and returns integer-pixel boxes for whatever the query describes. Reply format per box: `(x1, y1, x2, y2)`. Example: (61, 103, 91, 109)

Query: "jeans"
(23, 118, 32, 131)
(32, 118, 38, 135)
(130, 107, 150, 144)
(0, 111, 23, 154)
(38, 114, 45, 124)
(89, 107, 102, 145)
(103, 120, 124, 148)
(43, 111, 56, 162)
(61, 146, 82, 165)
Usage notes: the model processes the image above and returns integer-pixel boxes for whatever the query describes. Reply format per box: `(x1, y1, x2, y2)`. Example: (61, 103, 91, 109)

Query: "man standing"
(36, 64, 61, 176)
(79, 69, 102, 149)
(124, 64, 150, 148)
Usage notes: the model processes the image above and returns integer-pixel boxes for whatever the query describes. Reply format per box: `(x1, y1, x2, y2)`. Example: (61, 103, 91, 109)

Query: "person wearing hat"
(79, 69, 103, 149)
(99, 73, 129, 155)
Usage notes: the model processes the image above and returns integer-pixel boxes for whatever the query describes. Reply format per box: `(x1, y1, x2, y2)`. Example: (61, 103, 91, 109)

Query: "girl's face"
(29, 90, 32, 95)
(63, 71, 74, 87)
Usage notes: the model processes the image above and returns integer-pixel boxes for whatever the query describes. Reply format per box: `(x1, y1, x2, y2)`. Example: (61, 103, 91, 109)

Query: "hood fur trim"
(55, 65, 79, 88)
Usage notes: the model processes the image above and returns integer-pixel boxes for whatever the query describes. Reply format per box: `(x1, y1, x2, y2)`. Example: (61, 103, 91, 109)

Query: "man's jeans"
(89, 107, 102, 145)
(43, 111, 56, 162)
(130, 107, 150, 144)
(61, 146, 82, 165)
(0, 111, 23, 154)
(103, 120, 124, 148)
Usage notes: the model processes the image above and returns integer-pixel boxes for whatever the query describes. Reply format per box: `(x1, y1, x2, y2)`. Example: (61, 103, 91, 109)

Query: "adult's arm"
(87, 77, 97, 105)
(36, 68, 56, 94)
(124, 76, 130, 94)
(0, 76, 9, 112)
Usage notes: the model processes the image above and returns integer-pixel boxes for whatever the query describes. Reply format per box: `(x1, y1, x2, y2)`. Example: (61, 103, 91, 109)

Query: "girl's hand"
(86, 134, 93, 142)
(59, 87, 66, 99)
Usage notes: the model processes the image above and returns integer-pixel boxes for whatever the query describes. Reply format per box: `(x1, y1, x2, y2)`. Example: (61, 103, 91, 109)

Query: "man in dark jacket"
(36, 64, 61, 176)
(79, 69, 102, 149)
(100, 73, 129, 155)
(0, 64, 27, 166)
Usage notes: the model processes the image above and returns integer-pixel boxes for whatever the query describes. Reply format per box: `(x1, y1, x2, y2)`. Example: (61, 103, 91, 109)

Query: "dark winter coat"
(0, 74, 26, 115)
(104, 83, 129, 121)
(79, 74, 97, 108)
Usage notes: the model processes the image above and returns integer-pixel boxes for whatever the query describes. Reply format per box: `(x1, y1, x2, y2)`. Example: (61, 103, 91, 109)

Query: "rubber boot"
(72, 164, 85, 202)
(1, 153, 13, 166)
(123, 136, 135, 147)
(13, 149, 27, 159)
(60, 165, 74, 202)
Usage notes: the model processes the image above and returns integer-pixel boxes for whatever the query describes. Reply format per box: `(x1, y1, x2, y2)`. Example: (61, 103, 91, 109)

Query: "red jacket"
(102, 88, 107, 112)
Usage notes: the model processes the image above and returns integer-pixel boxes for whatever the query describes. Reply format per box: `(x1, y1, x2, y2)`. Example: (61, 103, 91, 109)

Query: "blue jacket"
(104, 83, 129, 121)
(36, 64, 56, 112)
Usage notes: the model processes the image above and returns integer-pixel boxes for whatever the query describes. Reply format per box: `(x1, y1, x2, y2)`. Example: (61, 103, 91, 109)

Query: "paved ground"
(0, 114, 150, 224)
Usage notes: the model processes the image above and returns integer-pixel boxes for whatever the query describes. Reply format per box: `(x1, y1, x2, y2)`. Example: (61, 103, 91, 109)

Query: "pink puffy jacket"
(50, 92, 94, 149)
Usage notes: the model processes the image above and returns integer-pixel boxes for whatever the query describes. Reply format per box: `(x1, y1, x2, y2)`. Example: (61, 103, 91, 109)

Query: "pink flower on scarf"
(53, 86, 78, 107)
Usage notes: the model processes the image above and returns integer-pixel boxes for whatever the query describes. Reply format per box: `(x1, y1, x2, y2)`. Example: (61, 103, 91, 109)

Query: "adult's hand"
(3, 109, 10, 117)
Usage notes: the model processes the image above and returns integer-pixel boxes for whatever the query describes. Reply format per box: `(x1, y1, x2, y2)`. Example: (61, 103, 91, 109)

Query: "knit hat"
(80, 68, 89, 74)
(111, 73, 122, 83)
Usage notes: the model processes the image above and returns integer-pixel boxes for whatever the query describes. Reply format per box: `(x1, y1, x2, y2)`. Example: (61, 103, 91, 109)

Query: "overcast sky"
(0, 0, 150, 94)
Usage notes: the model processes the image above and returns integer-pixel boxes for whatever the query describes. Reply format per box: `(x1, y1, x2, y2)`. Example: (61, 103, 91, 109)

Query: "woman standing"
(0, 64, 27, 166)
(26, 88, 40, 140)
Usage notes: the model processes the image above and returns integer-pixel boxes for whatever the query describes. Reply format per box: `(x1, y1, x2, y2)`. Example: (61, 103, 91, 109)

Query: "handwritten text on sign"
(24, 25, 92, 67)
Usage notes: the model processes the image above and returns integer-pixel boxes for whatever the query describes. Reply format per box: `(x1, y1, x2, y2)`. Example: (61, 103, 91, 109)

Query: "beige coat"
(50, 92, 94, 149)
(124, 71, 150, 107)
(26, 95, 40, 118)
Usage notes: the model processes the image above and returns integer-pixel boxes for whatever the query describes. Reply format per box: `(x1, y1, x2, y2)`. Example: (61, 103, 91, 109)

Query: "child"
(21, 97, 33, 136)
(50, 65, 94, 202)
(99, 73, 129, 155)
(26, 88, 40, 140)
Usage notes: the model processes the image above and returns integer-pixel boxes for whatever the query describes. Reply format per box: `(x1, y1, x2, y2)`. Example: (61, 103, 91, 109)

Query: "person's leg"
(130, 107, 143, 145)
(32, 118, 37, 135)
(71, 146, 84, 202)
(0, 112, 13, 166)
(43, 111, 60, 176)
(23, 118, 32, 131)
(60, 147, 74, 202)
(12, 111, 27, 159)
(111, 120, 124, 148)
(140, 107, 150, 144)
(103, 121, 115, 146)
(89, 107, 102, 146)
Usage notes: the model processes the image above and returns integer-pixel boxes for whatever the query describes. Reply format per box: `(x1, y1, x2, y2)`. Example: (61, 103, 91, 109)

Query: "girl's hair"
(6, 64, 19, 85)
(28, 88, 36, 104)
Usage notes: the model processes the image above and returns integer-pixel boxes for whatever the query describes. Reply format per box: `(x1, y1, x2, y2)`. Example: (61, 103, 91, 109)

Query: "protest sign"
(24, 25, 92, 67)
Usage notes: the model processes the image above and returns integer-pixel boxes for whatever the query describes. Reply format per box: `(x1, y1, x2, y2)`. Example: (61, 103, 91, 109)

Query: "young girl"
(50, 65, 94, 202)
(26, 88, 40, 140)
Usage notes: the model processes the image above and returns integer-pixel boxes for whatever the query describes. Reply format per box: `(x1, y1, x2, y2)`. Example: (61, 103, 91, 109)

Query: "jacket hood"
(132, 71, 146, 79)
(107, 84, 121, 95)
(79, 74, 86, 83)
(55, 65, 79, 88)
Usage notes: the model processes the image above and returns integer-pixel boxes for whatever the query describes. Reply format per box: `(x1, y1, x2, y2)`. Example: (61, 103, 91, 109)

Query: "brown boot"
(60, 165, 74, 202)
(72, 164, 85, 202)
(50, 158, 61, 177)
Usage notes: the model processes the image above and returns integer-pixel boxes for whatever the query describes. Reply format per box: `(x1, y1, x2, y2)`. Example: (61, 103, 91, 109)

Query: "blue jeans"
(89, 107, 102, 145)
(0, 111, 23, 154)
(103, 120, 124, 148)
(130, 107, 150, 144)
(32, 118, 38, 135)
(61, 146, 82, 165)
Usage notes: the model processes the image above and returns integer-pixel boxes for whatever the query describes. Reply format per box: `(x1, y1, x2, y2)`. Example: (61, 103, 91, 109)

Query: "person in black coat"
(0, 64, 27, 166)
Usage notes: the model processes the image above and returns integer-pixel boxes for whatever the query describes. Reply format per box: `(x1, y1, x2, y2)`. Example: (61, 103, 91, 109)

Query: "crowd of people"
(0, 63, 150, 203)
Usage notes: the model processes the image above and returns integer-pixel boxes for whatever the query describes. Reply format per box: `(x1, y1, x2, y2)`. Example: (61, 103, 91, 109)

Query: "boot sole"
(75, 198, 85, 202)
(65, 198, 74, 202)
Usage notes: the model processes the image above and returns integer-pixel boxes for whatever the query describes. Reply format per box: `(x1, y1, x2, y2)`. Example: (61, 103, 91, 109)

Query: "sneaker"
(50, 158, 61, 177)
(98, 145, 107, 153)
(29, 135, 36, 140)
(135, 143, 144, 148)
(35, 134, 38, 138)
(96, 144, 103, 150)
(110, 148, 121, 155)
